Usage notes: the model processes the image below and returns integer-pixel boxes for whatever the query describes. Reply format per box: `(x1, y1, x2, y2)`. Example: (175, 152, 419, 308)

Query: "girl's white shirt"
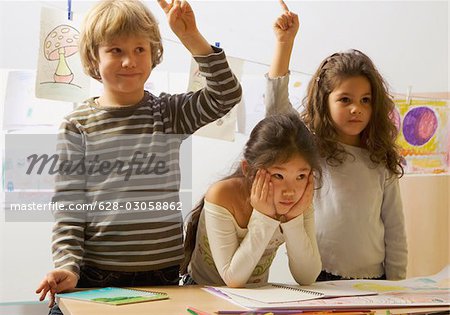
(264, 73, 407, 280)
(188, 200, 321, 287)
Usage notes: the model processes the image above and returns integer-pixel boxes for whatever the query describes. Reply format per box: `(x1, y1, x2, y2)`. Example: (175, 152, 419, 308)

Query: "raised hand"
(36, 269, 78, 307)
(284, 174, 314, 221)
(250, 169, 277, 219)
(273, 0, 299, 44)
(158, 0, 212, 55)
(158, 0, 198, 40)
(268, 0, 299, 78)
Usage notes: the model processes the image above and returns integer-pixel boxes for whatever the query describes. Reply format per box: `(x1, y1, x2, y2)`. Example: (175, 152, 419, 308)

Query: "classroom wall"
(0, 0, 449, 308)
(400, 176, 450, 277)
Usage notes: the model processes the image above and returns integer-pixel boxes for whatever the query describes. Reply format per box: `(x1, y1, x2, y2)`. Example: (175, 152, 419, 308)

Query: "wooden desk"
(59, 286, 450, 315)
(59, 285, 245, 315)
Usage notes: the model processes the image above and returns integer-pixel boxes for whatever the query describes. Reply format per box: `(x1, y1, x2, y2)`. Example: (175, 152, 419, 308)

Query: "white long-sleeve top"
(188, 200, 321, 287)
(265, 73, 408, 280)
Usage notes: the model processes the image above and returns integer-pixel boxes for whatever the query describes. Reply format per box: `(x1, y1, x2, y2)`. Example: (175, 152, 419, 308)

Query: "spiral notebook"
(57, 287, 169, 306)
(213, 282, 377, 304)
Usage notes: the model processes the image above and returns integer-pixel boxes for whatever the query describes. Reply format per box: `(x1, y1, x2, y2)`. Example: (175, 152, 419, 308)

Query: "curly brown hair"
(301, 49, 403, 177)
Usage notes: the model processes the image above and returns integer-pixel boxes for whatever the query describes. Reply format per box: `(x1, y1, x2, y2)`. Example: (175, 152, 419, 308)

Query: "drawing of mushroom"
(44, 25, 80, 84)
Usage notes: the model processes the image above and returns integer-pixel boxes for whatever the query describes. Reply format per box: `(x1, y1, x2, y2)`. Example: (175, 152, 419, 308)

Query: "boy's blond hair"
(79, 0, 163, 80)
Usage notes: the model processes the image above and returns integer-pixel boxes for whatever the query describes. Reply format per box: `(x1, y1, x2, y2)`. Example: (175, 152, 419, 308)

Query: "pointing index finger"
(279, 0, 290, 12)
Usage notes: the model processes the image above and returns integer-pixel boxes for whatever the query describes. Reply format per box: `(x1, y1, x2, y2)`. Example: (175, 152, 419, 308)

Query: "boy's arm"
(36, 120, 86, 306)
(158, 0, 242, 134)
(161, 46, 242, 134)
(265, 5, 299, 116)
(158, 0, 213, 55)
(51, 120, 86, 276)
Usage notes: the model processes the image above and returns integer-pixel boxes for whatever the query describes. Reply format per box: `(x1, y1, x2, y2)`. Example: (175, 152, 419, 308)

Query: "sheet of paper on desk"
(214, 285, 323, 304)
(275, 282, 378, 298)
(212, 282, 377, 304)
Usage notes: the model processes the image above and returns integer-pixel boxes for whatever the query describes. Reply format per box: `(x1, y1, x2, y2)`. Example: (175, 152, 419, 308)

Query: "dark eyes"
(271, 174, 307, 180)
(272, 174, 283, 180)
(338, 97, 371, 105)
(110, 48, 121, 53)
(339, 97, 351, 103)
(107, 47, 146, 54)
(361, 97, 372, 104)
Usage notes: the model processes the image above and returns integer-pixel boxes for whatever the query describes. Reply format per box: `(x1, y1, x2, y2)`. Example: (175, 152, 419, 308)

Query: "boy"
(36, 0, 242, 311)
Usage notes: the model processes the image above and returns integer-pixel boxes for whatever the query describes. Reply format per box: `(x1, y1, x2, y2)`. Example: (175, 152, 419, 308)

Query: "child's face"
(266, 154, 311, 216)
(328, 75, 372, 146)
(97, 34, 152, 100)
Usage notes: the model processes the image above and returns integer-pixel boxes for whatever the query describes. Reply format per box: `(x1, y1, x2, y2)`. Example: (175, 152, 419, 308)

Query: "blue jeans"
(49, 264, 180, 315)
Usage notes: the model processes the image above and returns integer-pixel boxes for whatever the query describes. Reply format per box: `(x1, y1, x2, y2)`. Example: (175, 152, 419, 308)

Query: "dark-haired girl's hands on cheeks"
(250, 169, 277, 219)
(284, 174, 314, 221)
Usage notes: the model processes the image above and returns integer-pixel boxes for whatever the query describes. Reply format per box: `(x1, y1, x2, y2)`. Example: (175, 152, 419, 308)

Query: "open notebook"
(57, 287, 168, 306)
(207, 267, 450, 310)
(212, 282, 377, 304)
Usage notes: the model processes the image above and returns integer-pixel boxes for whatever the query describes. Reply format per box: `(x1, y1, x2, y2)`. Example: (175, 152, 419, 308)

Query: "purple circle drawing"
(402, 107, 438, 146)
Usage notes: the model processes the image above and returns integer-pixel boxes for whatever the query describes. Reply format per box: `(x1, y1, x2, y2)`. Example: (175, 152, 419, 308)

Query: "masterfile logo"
(26, 151, 170, 181)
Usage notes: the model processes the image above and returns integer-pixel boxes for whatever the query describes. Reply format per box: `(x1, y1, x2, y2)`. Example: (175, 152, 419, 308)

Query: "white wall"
(0, 0, 449, 308)
(1, 1, 448, 91)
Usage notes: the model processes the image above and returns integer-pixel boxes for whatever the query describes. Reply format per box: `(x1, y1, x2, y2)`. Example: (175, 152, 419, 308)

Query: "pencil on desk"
(216, 312, 278, 315)
(216, 310, 375, 315)
(216, 312, 297, 315)
(187, 306, 213, 315)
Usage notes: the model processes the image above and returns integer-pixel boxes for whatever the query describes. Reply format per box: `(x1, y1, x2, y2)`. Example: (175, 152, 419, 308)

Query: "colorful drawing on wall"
(402, 107, 439, 146)
(36, 7, 90, 102)
(43, 25, 79, 84)
(389, 107, 401, 131)
(394, 98, 449, 174)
